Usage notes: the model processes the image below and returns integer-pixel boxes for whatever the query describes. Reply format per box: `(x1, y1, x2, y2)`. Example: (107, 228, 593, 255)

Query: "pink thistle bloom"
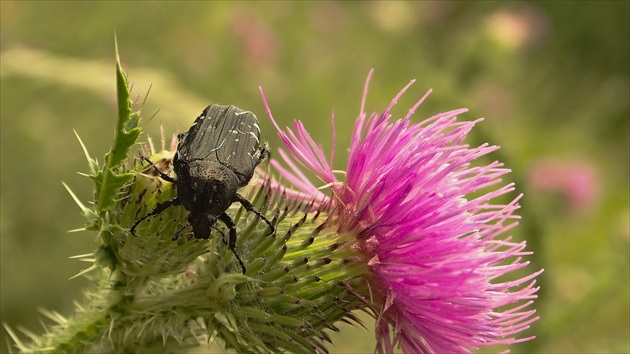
(259, 70, 542, 354)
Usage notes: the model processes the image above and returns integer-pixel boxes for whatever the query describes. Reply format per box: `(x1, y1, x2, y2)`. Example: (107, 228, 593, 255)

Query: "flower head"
(260, 70, 542, 353)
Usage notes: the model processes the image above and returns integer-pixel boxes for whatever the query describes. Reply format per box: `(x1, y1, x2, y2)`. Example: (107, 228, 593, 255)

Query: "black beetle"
(130, 104, 274, 273)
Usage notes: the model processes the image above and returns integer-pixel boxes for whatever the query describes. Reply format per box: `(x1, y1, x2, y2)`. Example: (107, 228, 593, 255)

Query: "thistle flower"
(261, 70, 543, 353)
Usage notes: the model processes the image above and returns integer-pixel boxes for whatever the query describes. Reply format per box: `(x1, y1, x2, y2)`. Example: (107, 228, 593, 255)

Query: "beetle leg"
(130, 196, 181, 236)
(210, 225, 226, 243)
(140, 156, 178, 183)
(235, 193, 275, 236)
(171, 223, 190, 241)
(256, 143, 270, 165)
(218, 212, 246, 274)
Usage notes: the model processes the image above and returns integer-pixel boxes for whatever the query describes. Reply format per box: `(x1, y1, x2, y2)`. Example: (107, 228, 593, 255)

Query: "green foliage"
(91, 46, 141, 214)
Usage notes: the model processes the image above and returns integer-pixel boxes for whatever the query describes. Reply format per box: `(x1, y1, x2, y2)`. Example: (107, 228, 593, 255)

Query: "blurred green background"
(1, 1, 628, 353)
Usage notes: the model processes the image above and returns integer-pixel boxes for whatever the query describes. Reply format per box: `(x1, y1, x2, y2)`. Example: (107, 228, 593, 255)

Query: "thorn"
(114, 32, 120, 65)
(61, 182, 88, 212)
(67, 227, 88, 233)
(68, 264, 98, 280)
(73, 129, 92, 166)
(2, 323, 26, 349)
(68, 253, 95, 259)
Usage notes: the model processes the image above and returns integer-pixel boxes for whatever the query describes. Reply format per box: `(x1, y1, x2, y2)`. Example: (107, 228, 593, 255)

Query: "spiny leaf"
(92, 171, 134, 212)
(94, 39, 141, 212)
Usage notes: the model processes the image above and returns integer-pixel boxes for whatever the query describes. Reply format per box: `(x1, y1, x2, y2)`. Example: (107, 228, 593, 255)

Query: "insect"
(130, 104, 275, 274)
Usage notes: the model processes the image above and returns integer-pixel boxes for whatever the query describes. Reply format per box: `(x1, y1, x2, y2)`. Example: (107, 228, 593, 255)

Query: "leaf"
(94, 38, 142, 213)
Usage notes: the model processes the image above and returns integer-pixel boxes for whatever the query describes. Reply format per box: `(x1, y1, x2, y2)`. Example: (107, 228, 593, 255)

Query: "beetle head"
(188, 211, 215, 240)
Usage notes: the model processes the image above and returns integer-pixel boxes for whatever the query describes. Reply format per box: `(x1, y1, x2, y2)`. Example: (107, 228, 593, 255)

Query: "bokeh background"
(1, 1, 628, 353)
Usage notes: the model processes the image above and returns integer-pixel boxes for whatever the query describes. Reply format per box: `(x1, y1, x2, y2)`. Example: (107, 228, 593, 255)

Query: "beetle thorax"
(174, 160, 239, 215)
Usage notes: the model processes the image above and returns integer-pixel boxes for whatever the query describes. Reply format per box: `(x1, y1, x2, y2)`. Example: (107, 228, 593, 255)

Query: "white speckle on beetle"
(249, 131, 259, 142)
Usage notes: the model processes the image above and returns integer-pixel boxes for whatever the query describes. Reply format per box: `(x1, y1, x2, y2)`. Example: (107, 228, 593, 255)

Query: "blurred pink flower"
(529, 158, 600, 214)
(230, 10, 278, 69)
(260, 70, 542, 353)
